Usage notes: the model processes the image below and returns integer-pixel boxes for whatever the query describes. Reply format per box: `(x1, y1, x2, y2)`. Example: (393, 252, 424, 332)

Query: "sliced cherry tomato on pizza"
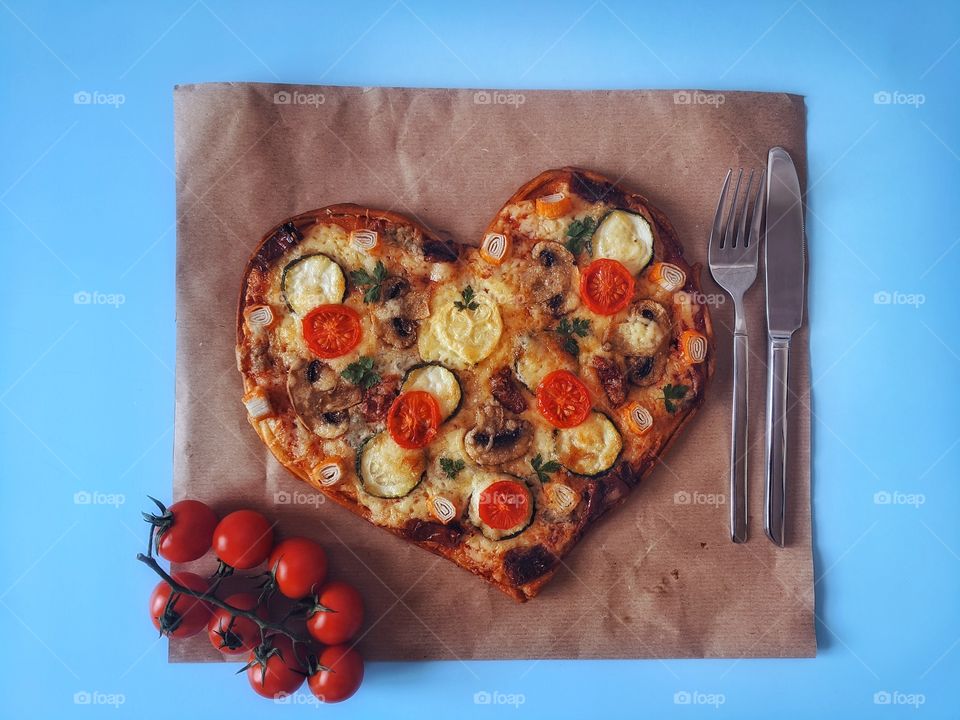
(386, 390, 441, 449)
(478, 480, 531, 530)
(302, 304, 362, 359)
(579, 258, 635, 315)
(536, 369, 591, 428)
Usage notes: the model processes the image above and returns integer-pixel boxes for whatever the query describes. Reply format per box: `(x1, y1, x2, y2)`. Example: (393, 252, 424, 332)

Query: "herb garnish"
(439, 457, 465, 479)
(531, 453, 561, 483)
(555, 316, 591, 356)
(454, 285, 480, 311)
(564, 216, 598, 256)
(350, 261, 387, 303)
(340, 356, 381, 389)
(660, 384, 688, 413)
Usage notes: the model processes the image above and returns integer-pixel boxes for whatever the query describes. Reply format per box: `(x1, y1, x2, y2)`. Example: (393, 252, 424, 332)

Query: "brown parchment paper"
(171, 83, 814, 661)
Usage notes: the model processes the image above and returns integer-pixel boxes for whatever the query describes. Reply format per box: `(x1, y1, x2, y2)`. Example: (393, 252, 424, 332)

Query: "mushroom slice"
(373, 278, 431, 349)
(311, 410, 351, 439)
(624, 353, 667, 388)
(529, 241, 578, 314)
(464, 403, 533, 466)
(287, 359, 362, 438)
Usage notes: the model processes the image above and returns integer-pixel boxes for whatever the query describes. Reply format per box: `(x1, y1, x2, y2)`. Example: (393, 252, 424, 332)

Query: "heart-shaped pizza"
(237, 168, 713, 601)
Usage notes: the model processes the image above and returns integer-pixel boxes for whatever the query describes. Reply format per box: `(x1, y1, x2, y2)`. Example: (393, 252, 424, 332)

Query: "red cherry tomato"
(308, 645, 364, 703)
(155, 499, 219, 563)
(306, 581, 364, 645)
(478, 480, 531, 531)
(535, 370, 592, 428)
(579, 258, 635, 315)
(302, 305, 362, 359)
(148, 572, 210, 638)
(206, 593, 264, 655)
(246, 634, 305, 699)
(387, 390, 441, 449)
(268, 537, 328, 600)
(213, 510, 274, 570)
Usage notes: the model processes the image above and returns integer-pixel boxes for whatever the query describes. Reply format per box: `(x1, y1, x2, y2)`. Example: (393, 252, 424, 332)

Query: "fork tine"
(747, 169, 766, 248)
(735, 170, 755, 249)
(709, 169, 732, 256)
(722, 169, 743, 249)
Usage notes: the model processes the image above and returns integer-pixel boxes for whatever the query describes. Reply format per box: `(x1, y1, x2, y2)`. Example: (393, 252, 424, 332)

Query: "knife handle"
(730, 331, 748, 543)
(764, 336, 791, 547)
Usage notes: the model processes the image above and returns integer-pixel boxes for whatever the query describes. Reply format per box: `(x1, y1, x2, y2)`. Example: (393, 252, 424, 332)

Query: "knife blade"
(764, 147, 805, 547)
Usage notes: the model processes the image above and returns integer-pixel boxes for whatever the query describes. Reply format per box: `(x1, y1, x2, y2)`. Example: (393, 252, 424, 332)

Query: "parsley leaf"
(349, 261, 387, 303)
(453, 285, 479, 311)
(439, 457, 465, 479)
(531, 453, 561, 483)
(554, 316, 591, 357)
(340, 356, 381, 389)
(661, 384, 688, 413)
(564, 216, 598, 256)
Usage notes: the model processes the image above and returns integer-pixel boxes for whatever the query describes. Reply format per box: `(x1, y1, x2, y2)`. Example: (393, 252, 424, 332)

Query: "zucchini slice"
(554, 411, 623, 476)
(400, 363, 462, 421)
(356, 432, 425, 499)
(468, 473, 535, 541)
(593, 210, 654, 275)
(281, 253, 346, 315)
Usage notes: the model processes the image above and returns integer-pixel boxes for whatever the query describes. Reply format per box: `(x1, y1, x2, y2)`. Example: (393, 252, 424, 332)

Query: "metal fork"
(708, 168, 765, 543)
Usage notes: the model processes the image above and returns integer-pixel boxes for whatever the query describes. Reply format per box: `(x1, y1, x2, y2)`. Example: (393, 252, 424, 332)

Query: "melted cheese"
(612, 314, 666, 355)
(514, 333, 575, 390)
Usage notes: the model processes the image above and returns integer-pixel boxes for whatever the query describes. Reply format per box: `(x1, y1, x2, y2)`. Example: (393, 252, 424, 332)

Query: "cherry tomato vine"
(137, 496, 365, 702)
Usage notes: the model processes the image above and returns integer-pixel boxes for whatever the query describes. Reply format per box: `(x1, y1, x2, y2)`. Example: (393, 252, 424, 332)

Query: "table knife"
(763, 147, 805, 547)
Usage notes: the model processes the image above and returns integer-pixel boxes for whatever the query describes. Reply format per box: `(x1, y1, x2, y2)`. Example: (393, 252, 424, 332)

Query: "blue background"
(1, 1, 958, 717)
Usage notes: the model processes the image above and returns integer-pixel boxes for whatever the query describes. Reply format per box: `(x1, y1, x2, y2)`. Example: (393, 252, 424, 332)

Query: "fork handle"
(764, 336, 791, 547)
(730, 332, 749, 543)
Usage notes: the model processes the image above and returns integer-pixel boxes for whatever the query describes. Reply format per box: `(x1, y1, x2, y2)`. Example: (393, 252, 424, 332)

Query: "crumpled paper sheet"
(170, 83, 814, 661)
